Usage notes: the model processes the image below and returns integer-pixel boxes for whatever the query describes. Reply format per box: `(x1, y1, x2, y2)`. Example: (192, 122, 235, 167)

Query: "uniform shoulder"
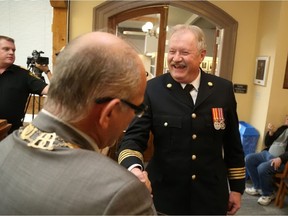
(147, 73, 169, 86)
(11, 64, 29, 72)
(203, 72, 232, 86)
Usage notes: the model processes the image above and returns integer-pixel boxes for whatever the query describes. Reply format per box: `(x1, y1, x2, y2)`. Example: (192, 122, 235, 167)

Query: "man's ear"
(200, 49, 206, 62)
(98, 99, 120, 129)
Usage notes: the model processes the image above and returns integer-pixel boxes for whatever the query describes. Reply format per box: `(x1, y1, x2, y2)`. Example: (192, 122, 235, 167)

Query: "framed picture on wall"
(201, 61, 208, 70)
(254, 56, 270, 86)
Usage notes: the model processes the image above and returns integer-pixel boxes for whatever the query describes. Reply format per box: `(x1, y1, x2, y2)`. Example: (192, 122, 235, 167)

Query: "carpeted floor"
(236, 181, 288, 215)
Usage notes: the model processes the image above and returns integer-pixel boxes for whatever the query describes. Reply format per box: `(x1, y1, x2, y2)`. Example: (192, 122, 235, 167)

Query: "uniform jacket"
(118, 71, 246, 215)
(0, 111, 156, 215)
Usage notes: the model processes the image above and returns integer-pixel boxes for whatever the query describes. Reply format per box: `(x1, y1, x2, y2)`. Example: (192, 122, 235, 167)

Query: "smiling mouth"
(172, 64, 186, 69)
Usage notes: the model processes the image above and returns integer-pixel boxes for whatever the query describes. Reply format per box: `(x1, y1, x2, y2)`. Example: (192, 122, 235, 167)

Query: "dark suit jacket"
(118, 71, 246, 215)
(0, 111, 156, 215)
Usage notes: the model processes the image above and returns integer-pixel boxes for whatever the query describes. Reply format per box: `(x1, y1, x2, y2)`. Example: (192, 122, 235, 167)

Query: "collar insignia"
(208, 82, 213, 87)
(167, 83, 172, 88)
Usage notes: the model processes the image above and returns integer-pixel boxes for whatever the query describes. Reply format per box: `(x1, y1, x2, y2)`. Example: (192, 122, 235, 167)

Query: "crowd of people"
(0, 24, 285, 215)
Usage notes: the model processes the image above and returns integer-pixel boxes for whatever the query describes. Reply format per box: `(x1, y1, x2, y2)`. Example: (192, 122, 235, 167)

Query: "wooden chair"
(275, 162, 288, 208)
(0, 119, 12, 141)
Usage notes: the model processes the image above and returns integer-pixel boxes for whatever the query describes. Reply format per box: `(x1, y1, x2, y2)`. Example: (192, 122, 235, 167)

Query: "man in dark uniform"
(117, 25, 246, 215)
(0, 35, 49, 133)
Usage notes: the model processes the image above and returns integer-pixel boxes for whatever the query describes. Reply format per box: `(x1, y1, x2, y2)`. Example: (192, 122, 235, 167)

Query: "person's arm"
(265, 125, 288, 151)
(117, 90, 152, 192)
(44, 69, 52, 80)
(279, 151, 288, 165)
(41, 85, 49, 95)
(223, 82, 245, 215)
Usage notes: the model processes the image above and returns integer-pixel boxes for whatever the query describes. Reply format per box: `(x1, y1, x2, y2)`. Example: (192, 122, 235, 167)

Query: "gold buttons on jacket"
(192, 155, 196, 160)
(191, 175, 196, 180)
(191, 113, 196, 118)
(192, 134, 197, 139)
(164, 122, 168, 127)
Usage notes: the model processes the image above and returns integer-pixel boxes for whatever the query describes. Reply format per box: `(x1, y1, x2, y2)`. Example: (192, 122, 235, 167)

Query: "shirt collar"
(181, 70, 201, 91)
(41, 109, 100, 152)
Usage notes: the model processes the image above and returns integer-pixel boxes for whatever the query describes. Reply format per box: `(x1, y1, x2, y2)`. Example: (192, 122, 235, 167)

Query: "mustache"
(170, 61, 186, 67)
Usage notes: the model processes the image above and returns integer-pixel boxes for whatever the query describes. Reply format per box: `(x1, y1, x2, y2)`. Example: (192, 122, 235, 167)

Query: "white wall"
(0, 0, 53, 82)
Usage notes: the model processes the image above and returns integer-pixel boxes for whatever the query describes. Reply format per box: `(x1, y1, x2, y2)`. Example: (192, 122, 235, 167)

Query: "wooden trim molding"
(283, 55, 288, 89)
(50, 0, 68, 8)
(50, 0, 68, 64)
(93, 0, 238, 81)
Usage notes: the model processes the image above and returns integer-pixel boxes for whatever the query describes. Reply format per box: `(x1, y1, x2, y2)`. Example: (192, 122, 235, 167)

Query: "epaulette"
(19, 65, 29, 70)
(28, 70, 41, 79)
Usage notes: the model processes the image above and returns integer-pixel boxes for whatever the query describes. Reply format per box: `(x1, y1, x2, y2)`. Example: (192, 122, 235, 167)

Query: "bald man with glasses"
(0, 32, 156, 215)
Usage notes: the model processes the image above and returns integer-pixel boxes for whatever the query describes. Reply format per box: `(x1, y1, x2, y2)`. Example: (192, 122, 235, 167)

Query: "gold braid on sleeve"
(118, 149, 144, 164)
(228, 167, 246, 180)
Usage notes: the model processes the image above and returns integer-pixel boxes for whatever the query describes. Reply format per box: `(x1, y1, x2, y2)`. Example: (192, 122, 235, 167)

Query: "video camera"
(27, 50, 49, 78)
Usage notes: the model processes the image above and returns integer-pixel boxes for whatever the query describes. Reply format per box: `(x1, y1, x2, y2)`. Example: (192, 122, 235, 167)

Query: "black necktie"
(184, 84, 194, 93)
(184, 84, 194, 105)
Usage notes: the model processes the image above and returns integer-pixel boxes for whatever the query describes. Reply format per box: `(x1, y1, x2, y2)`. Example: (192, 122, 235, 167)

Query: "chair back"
(0, 119, 12, 141)
(275, 162, 288, 208)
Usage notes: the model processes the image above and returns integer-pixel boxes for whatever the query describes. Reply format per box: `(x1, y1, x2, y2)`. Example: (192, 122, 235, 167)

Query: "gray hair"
(45, 33, 142, 122)
(169, 24, 207, 52)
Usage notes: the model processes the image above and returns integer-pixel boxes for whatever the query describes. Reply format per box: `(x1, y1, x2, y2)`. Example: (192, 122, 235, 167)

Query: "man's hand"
(227, 191, 241, 215)
(271, 157, 282, 170)
(35, 63, 52, 81)
(35, 63, 49, 73)
(267, 123, 275, 135)
(131, 167, 152, 195)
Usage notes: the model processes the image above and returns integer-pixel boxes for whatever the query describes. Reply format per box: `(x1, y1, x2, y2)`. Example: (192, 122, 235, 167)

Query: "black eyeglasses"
(95, 97, 148, 118)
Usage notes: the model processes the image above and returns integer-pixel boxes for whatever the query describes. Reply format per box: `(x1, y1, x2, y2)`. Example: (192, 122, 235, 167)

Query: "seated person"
(245, 115, 288, 206)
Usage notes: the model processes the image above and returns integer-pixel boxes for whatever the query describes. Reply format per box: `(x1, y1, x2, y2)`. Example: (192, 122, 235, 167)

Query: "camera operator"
(0, 35, 49, 134)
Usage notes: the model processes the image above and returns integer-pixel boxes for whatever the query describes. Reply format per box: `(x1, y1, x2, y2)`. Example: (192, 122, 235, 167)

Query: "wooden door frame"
(93, 0, 238, 81)
(108, 6, 168, 77)
(50, 0, 68, 65)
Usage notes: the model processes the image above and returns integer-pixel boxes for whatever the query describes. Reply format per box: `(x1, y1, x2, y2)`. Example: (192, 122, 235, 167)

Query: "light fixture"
(142, 22, 158, 38)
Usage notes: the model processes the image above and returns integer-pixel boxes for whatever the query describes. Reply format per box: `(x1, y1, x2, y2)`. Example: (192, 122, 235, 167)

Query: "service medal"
(218, 108, 226, 130)
(214, 121, 221, 130)
(212, 107, 225, 130)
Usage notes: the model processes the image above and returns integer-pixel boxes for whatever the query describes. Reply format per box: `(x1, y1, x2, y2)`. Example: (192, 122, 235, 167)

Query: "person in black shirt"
(0, 35, 48, 133)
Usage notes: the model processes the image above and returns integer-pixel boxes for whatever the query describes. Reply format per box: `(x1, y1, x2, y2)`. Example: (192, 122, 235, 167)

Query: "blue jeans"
(245, 150, 282, 196)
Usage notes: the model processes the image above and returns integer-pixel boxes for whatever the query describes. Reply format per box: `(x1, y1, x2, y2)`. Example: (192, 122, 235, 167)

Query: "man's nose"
(173, 52, 182, 62)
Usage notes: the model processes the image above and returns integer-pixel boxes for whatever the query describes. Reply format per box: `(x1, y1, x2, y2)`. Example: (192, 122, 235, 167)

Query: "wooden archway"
(93, 0, 238, 81)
